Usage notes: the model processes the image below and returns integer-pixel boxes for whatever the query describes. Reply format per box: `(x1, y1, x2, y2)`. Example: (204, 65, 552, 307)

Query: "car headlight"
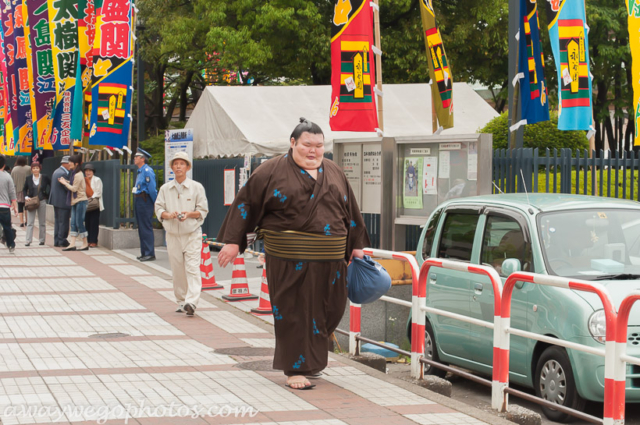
(588, 309, 606, 344)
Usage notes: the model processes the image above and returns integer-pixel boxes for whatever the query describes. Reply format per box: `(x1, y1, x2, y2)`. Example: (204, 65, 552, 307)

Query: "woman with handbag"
(11, 156, 30, 227)
(23, 162, 51, 246)
(83, 163, 103, 247)
(58, 154, 89, 251)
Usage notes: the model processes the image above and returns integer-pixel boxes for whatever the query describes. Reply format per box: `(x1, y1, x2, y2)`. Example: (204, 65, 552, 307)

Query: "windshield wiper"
(592, 273, 640, 281)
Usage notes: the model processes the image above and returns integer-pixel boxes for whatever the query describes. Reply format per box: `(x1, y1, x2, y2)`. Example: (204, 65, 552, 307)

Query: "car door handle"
(474, 283, 483, 292)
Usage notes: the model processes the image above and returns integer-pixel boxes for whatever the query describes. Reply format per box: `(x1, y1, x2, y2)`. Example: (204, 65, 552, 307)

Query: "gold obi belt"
(258, 229, 346, 261)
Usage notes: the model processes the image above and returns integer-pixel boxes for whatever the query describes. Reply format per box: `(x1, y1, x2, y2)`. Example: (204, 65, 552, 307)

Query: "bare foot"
(286, 375, 314, 389)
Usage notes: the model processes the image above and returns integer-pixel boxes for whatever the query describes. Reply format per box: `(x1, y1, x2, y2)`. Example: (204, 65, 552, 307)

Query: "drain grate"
(88, 332, 130, 339)
(214, 347, 274, 357)
(234, 360, 275, 372)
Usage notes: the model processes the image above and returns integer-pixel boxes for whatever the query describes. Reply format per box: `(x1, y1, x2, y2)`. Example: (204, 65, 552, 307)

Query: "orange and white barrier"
(222, 255, 258, 302)
(201, 241, 223, 290)
(251, 263, 272, 315)
(613, 290, 640, 424)
(344, 251, 640, 423)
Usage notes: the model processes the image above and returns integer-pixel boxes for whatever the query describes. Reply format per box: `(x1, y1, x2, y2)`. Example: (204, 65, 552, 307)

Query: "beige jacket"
(61, 171, 88, 205)
(154, 178, 209, 235)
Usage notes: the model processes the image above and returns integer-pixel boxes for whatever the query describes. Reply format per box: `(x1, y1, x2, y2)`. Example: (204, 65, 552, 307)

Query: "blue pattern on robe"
(295, 262, 303, 271)
(324, 224, 331, 235)
(274, 189, 287, 203)
(237, 203, 248, 220)
(292, 355, 306, 369)
(312, 319, 320, 335)
(272, 306, 283, 320)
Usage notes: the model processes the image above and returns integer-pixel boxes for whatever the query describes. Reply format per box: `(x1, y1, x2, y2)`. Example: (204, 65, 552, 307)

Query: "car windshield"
(538, 209, 640, 280)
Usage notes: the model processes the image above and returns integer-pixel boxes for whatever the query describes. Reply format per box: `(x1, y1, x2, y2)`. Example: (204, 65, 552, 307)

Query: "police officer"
(133, 148, 157, 261)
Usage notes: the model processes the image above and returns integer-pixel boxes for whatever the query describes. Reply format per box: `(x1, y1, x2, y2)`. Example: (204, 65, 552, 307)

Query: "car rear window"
(437, 212, 479, 262)
(422, 208, 443, 259)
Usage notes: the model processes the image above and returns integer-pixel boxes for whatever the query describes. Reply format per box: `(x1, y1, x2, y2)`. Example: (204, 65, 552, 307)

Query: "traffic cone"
(251, 263, 272, 315)
(201, 239, 223, 290)
(222, 255, 259, 302)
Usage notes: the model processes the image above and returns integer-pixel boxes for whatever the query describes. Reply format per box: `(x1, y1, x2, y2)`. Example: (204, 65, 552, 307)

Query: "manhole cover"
(88, 332, 130, 339)
(234, 360, 275, 372)
(214, 347, 274, 356)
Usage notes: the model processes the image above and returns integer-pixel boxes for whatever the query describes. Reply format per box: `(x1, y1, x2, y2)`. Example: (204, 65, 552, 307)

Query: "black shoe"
(136, 255, 143, 260)
(139, 256, 156, 262)
(78, 246, 89, 251)
(184, 303, 195, 316)
(19, 223, 25, 228)
(25, 243, 30, 247)
(61, 241, 70, 247)
(62, 246, 76, 251)
(39, 242, 45, 246)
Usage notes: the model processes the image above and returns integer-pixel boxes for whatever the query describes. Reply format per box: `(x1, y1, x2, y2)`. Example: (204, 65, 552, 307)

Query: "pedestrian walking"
(84, 163, 103, 248)
(0, 154, 18, 253)
(217, 118, 370, 389)
(10, 156, 30, 227)
(49, 156, 72, 247)
(133, 148, 157, 261)
(58, 154, 89, 251)
(155, 152, 208, 316)
(23, 162, 51, 246)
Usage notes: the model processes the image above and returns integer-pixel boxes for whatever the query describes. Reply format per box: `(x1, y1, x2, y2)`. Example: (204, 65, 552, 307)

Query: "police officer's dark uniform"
(133, 149, 158, 261)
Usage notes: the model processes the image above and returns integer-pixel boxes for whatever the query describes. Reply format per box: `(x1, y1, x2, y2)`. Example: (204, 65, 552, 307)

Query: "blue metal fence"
(493, 148, 640, 200)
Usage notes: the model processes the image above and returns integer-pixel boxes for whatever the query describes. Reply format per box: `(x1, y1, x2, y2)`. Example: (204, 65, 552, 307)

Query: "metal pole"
(372, 0, 384, 132)
(508, 0, 524, 149)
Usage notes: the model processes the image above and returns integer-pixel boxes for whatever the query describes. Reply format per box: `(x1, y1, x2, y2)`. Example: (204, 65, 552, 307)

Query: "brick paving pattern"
(0, 225, 491, 425)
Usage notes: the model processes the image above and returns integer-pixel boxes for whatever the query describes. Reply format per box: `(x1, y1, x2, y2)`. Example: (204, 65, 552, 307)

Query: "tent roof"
(187, 83, 499, 158)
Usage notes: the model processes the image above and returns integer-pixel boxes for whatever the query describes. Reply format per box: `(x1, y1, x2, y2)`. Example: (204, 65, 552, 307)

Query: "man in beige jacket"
(154, 152, 209, 316)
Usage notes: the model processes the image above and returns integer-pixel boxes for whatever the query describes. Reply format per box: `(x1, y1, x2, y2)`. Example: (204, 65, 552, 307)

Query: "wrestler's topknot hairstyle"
(290, 117, 324, 143)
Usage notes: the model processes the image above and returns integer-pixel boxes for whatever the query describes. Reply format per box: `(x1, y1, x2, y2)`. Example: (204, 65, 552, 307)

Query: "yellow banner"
(628, 1, 640, 143)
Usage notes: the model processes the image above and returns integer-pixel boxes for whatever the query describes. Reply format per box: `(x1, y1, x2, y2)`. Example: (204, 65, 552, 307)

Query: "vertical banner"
(518, 0, 549, 125)
(78, 0, 95, 143)
(627, 1, 640, 143)
(0, 22, 14, 156)
(25, 0, 55, 150)
(329, 0, 378, 132)
(6, 0, 32, 155)
(48, 0, 80, 150)
(88, 0, 133, 149)
(419, 0, 453, 129)
(546, 0, 592, 130)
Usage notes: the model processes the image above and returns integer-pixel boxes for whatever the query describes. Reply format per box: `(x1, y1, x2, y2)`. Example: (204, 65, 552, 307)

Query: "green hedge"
(479, 112, 589, 152)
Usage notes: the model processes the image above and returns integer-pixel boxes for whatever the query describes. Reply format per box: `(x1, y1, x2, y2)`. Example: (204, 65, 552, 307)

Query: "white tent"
(187, 83, 499, 158)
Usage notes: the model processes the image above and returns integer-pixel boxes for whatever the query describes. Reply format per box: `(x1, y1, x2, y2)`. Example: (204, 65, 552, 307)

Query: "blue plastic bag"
(347, 255, 392, 304)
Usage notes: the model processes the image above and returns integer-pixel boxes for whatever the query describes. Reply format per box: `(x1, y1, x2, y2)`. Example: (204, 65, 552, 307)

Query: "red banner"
(329, 0, 378, 132)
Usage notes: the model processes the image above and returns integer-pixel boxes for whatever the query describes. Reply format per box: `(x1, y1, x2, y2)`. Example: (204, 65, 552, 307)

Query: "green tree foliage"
(480, 112, 589, 152)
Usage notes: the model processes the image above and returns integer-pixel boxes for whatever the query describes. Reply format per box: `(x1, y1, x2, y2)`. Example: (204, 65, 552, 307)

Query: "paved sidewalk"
(0, 223, 510, 425)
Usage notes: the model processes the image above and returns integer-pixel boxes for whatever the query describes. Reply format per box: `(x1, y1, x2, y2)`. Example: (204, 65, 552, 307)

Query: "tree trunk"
(179, 70, 195, 122)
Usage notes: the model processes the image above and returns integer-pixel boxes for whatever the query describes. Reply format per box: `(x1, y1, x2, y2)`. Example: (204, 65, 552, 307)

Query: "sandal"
(285, 376, 315, 390)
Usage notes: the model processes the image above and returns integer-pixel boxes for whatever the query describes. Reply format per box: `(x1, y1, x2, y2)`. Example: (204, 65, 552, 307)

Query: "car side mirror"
(502, 258, 522, 276)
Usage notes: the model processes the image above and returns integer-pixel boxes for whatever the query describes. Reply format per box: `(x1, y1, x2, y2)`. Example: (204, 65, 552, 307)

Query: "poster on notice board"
(165, 129, 194, 183)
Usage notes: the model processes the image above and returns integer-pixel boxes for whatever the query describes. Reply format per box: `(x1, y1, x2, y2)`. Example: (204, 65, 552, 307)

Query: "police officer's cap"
(135, 148, 152, 160)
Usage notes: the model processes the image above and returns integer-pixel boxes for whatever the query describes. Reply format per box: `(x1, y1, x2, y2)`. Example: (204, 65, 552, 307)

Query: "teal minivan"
(409, 194, 640, 422)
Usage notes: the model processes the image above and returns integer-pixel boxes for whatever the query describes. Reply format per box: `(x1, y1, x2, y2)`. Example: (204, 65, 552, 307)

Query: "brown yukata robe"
(217, 150, 370, 376)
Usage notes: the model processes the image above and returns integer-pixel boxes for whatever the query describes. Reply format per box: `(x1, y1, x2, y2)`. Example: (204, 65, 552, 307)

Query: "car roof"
(444, 193, 640, 213)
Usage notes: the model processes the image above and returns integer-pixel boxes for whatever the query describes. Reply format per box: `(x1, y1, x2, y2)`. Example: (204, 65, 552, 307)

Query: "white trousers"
(166, 230, 202, 308)
(26, 200, 47, 244)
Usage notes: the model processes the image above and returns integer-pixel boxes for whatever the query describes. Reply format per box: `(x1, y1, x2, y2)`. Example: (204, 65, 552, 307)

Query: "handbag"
(347, 255, 392, 304)
(87, 197, 100, 212)
(25, 180, 41, 211)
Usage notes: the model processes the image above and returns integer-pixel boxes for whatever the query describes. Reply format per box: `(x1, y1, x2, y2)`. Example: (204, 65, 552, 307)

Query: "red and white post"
(613, 290, 640, 425)
(349, 301, 361, 355)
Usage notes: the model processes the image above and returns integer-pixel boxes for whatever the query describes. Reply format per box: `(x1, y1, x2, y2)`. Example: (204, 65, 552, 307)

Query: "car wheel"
(424, 320, 447, 378)
(534, 346, 585, 422)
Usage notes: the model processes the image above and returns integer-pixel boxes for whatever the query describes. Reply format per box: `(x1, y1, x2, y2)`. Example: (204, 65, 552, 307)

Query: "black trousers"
(0, 208, 15, 248)
(53, 207, 71, 246)
(134, 196, 155, 257)
(85, 209, 101, 244)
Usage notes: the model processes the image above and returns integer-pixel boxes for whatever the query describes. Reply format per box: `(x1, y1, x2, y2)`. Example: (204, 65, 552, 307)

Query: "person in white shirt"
(154, 152, 209, 316)
(83, 163, 104, 248)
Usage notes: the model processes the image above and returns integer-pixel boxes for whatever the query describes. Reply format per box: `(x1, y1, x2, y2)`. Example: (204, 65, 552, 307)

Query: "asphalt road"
(387, 363, 640, 425)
